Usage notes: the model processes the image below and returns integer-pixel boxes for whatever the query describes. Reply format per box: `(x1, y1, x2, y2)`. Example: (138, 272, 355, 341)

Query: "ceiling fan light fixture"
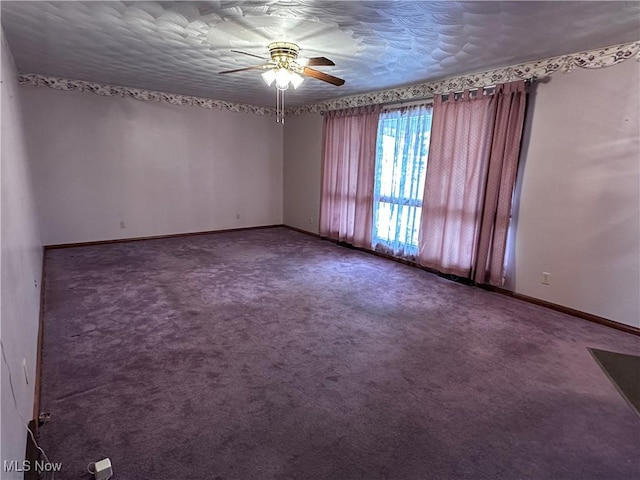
(261, 69, 276, 87)
(275, 68, 291, 90)
(221, 41, 343, 124)
(290, 72, 304, 89)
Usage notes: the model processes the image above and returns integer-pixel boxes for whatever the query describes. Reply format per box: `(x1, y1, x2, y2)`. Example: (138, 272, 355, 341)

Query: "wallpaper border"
(16, 73, 276, 116)
(288, 40, 640, 115)
(17, 40, 639, 116)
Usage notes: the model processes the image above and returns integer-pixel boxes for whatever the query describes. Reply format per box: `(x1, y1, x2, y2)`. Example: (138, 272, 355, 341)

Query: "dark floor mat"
(589, 348, 640, 417)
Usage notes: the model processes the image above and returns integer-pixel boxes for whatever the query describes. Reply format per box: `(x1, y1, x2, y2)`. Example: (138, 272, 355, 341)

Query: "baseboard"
(480, 285, 640, 337)
(44, 224, 283, 249)
(282, 225, 321, 237)
(322, 237, 473, 285)
(40, 226, 639, 346)
(34, 224, 285, 418)
(32, 248, 46, 420)
(317, 235, 639, 337)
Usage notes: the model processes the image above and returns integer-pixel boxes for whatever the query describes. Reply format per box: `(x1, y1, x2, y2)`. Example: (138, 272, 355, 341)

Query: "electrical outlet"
(308, 216, 313, 225)
(119, 221, 126, 229)
(236, 213, 240, 220)
(39, 412, 52, 423)
(542, 272, 551, 285)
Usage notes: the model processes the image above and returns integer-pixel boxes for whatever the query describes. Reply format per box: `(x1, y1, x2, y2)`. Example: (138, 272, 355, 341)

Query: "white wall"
(1, 30, 43, 478)
(282, 61, 640, 327)
(510, 59, 639, 328)
(20, 86, 283, 245)
(283, 112, 323, 234)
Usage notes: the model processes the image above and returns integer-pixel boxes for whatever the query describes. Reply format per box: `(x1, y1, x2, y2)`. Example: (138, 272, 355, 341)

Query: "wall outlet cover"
(94, 458, 112, 480)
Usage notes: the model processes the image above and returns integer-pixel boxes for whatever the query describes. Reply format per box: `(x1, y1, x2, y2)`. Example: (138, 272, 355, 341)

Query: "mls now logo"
(4, 460, 63, 473)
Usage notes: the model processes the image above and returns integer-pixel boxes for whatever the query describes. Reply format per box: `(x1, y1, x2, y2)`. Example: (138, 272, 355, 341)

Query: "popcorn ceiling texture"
(3, 1, 640, 108)
(289, 41, 640, 115)
(16, 40, 640, 116)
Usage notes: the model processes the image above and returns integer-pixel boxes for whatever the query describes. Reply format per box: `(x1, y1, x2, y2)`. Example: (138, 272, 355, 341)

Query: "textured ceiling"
(2, 1, 639, 107)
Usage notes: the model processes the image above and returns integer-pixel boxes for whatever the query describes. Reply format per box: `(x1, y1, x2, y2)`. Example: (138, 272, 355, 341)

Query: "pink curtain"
(418, 88, 496, 277)
(319, 105, 380, 248)
(418, 81, 527, 285)
(475, 81, 527, 285)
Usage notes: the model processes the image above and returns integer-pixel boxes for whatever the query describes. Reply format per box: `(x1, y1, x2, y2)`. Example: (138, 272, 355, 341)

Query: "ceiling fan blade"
(231, 50, 270, 61)
(303, 57, 335, 66)
(219, 64, 271, 74)
(302, 67, 345, 86)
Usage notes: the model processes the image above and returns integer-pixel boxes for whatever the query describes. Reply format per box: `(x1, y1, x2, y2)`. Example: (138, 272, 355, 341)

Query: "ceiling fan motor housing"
(268, 42, 300, 68)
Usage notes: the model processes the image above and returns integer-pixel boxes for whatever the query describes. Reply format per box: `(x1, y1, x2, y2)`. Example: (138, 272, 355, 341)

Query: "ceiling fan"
(220, 42, 345, 123)
(220, 42, 345, 88)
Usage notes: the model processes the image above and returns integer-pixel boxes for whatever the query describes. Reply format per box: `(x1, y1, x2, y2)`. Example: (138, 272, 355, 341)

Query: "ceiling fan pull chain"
(281, 88, 285, 124)
(276, 86, 285, 124)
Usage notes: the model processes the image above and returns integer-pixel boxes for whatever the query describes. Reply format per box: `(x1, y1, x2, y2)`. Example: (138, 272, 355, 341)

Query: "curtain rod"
(383, 77, 535, 108)
(382, 97, 434, 110)
(383, 84, 497, 109)
(323, 78, 535, 114)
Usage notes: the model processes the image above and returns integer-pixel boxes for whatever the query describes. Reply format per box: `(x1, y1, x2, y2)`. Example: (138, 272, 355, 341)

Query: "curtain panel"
(418, 81, 527, 286)
(319, 105, 381, 248)
(474, 81, 528, 285)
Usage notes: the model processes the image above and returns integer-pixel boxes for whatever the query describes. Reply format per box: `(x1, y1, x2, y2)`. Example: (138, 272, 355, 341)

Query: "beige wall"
(509, 59, 639, 327)
(282, 61, 640, 327)
(283, 113, 323, 234)
(20, 86, 284, 245)
(1, 31, 43, 478)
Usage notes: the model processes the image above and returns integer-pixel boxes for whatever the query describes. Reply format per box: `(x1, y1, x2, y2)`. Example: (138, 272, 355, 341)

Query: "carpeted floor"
(39, 227, 640, 480)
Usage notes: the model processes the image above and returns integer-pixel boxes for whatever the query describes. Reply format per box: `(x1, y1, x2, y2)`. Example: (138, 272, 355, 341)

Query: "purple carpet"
(38, 227, 640, 479)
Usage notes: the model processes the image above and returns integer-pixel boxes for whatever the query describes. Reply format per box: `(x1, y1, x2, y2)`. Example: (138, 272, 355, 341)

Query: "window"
(372, 105, 433, 258)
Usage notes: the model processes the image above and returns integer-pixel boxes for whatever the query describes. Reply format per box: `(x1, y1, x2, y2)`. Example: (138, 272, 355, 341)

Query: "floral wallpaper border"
(17, 40, 639, 117)
(17, 73, 276, 116)
(288, 39, 640, 115)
